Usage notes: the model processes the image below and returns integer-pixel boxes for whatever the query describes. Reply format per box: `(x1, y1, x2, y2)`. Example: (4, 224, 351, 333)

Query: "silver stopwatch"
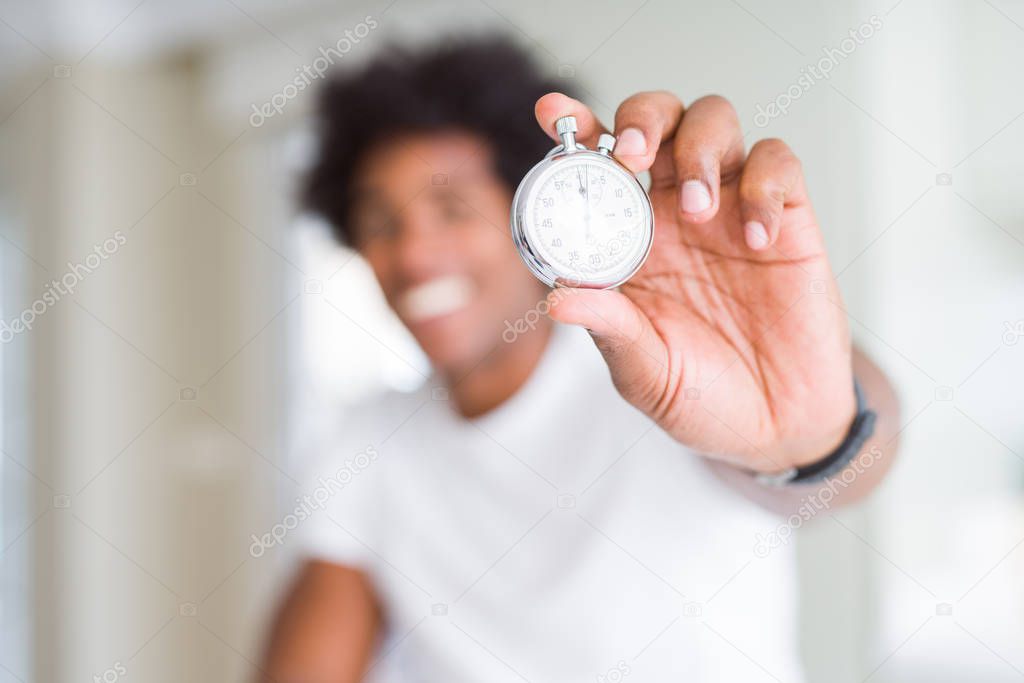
(510, 115, 655, 289)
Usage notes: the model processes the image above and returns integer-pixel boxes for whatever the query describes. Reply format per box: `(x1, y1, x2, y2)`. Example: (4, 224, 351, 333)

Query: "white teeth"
(398, 275, 474, 322)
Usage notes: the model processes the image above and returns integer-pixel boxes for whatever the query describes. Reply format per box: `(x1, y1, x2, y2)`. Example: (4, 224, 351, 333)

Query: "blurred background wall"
(1, 0, 1022, 681)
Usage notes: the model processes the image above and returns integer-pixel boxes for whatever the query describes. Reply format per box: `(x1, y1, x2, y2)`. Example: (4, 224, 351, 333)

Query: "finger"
(611, 91, 685, 174)
(738, 138, 807, 251)
(548, 288, 669, 411)
(535, 92, 610, 148)
(671, 95, 745, 223)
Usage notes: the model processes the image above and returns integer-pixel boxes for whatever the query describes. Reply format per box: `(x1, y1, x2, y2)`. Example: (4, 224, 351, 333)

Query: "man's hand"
(536, 91, 856, 474)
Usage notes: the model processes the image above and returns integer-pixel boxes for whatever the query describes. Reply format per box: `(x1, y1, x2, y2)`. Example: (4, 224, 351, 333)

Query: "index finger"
(611, 90, 685, 175)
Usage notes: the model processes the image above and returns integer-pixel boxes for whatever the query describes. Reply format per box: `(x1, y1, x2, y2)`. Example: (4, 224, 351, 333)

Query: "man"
(260, 37, 900, 682)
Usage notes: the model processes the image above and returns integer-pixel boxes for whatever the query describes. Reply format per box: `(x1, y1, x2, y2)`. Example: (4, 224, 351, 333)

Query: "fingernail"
(615, 128, 647, 156)
(680, 180, 711, 214)
(744, 221, 769, 250)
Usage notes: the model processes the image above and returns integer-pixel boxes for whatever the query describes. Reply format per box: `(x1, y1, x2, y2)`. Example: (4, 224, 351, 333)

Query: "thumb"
(548, 288, 669, 411)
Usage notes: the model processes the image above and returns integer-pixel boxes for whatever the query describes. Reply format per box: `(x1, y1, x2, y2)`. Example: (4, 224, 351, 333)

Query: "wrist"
(755, 379, 876, 486)
(785, 394, 859, 470)
(750, 397, 856, 474)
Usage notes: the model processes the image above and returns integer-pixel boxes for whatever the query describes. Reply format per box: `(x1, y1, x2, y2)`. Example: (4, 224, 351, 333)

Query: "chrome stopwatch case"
(510, 115, 654, 289)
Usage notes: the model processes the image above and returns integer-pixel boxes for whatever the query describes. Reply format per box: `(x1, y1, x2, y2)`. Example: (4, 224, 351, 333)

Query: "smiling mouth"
(397, 274, 474, 322)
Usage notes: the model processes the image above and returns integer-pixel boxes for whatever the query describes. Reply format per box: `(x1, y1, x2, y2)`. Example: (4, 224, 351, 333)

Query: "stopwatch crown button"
(555, 116, 578, 135)
(597, 133, 616, 155)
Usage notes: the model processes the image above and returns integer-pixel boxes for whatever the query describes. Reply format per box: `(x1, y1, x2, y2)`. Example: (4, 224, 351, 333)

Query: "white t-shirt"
(297, 324, 804, 682)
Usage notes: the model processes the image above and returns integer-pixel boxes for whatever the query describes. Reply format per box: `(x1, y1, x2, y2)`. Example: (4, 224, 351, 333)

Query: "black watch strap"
(756, 380, 877, 487)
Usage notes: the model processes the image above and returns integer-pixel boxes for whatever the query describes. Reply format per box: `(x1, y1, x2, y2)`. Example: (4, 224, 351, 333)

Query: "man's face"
(350, 131, 547, 373)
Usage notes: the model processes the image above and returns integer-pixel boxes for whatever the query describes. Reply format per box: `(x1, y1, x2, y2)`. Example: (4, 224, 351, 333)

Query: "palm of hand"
(610, 179, 854, 469)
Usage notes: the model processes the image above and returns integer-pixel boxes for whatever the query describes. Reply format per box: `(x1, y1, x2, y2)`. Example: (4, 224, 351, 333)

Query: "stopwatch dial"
(528, 159, 647, 284)
(556, 166, 605, 206)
